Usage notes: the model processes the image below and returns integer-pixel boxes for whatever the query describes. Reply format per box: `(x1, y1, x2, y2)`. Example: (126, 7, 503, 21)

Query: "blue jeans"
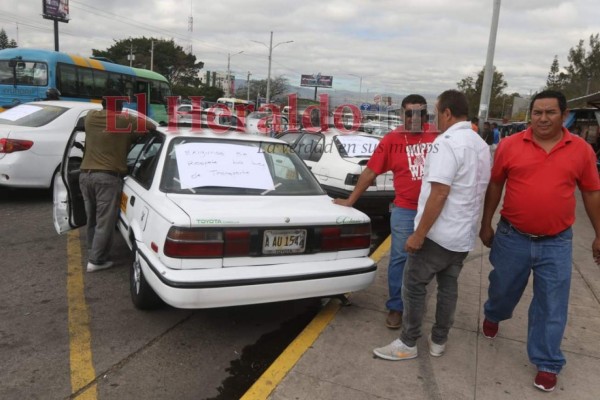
(484, 219, 573, 374)
(386, 205, 417, 312)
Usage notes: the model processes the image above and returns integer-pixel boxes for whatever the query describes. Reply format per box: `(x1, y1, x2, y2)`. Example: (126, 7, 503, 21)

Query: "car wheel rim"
(133, 255, 141, 294)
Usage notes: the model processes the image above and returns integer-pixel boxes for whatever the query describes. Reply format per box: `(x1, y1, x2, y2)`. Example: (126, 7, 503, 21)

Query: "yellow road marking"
(67, 229, 97, 399)
(241, 234, 392, 400)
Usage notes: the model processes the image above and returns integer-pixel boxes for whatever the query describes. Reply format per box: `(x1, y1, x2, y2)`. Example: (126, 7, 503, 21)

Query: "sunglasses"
(404, 109, 428, 119)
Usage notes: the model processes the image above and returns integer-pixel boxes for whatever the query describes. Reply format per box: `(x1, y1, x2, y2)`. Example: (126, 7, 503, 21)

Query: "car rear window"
(161, 137, 325, 196)
(334, 135, 381, 158)
(0, 104, 69, 127)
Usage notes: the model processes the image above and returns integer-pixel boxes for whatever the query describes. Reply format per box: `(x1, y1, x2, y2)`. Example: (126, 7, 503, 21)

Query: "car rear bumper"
(138, 246, 377, 309)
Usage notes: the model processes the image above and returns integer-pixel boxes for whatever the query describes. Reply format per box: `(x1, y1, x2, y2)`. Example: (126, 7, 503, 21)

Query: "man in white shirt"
(374, 89, 491, 361)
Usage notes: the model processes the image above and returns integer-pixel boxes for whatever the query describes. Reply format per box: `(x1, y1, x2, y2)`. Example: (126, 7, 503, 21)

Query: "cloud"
(0, 0, 598, 101)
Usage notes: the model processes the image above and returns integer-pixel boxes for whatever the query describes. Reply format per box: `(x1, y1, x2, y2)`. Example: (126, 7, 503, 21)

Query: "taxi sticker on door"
(120, 192, 128, 212)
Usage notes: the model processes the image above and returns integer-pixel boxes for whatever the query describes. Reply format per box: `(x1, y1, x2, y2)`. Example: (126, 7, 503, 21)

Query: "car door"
(118, 133, 165, 246)
(53, 116, 88, 234)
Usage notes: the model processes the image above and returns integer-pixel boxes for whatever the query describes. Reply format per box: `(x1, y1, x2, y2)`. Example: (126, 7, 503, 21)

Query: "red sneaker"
(534, 371, 557, 392)
(482, 318, 498, 339)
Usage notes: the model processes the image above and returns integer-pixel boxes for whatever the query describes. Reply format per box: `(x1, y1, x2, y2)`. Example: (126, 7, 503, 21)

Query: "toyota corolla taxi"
(54, 126, 376, 309)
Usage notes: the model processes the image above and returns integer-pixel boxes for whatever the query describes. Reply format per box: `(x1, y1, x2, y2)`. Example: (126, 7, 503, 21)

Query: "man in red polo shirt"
(479, 90, 600, 392)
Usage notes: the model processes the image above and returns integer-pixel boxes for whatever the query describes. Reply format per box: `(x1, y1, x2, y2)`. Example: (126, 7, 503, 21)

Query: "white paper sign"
(336, 135, 380, 157)
(0, 105, 43, 121)
(175, 143, 274, 190)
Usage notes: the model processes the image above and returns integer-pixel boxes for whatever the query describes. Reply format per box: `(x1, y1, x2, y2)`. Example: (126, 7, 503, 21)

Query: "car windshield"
(0, 104, 68, 127)
(160, 137, 325, 196)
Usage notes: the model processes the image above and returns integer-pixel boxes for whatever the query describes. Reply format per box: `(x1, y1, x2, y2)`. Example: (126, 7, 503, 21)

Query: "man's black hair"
(437, 90, 469, 118)
(529, 90, 567, 114)
(401, 94, 427, 108)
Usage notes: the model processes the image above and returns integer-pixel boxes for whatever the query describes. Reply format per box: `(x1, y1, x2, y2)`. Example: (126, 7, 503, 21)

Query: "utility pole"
(266, 31, 273, 104)
(478, 0, 501, 128)
(251, 32, 293, 104)
(246, 71, 251, 102)
(150, 40, 154, 71)
(53, 20, 59, 51)
(349, 74, 363, 104)
(128, 38, 134, 67)
(226, 51, 243, 98)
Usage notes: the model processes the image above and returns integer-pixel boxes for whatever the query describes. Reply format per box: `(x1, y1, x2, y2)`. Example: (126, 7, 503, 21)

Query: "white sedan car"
(277, 129, 395, 217)
(54, 128, 376, 310)
(245, 111, 288, 136)
(0, 101, 102, 190)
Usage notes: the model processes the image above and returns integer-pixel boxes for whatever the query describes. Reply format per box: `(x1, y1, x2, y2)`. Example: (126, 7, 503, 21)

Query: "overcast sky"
(1, 0, 599, 102)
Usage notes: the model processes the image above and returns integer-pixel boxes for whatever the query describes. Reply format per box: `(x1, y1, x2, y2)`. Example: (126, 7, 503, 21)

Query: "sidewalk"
(246, 196, 600, 399)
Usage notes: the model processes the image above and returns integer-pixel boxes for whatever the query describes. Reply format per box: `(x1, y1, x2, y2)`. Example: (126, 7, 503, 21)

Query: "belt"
(499, 217, 557, 240)
(81, 169, 122, 178)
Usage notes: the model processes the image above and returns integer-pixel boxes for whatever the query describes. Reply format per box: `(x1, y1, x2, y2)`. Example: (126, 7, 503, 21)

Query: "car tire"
(130, 247, 163, 310)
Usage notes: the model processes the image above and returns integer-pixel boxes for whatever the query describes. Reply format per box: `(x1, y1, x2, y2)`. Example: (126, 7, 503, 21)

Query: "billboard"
(300, 74, 333, 88)
(42, 0, 70, 22)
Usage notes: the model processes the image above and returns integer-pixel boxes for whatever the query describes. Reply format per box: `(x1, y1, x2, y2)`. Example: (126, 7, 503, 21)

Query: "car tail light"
(0, 138, 34, 153)
(164, 227, 251, 258)
(320, 223, 371, 251)
(224, 229, 251, 256)
(344, 173, 376, 186)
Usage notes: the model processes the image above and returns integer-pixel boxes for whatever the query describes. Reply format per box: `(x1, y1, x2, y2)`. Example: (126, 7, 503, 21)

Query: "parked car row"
(3, 100, 399, 311)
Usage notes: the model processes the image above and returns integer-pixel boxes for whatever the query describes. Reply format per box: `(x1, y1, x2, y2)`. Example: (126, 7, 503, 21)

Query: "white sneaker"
(373, 338, 417, 361)
(86, 261, 114, 272)
(428, 334, 446, 357)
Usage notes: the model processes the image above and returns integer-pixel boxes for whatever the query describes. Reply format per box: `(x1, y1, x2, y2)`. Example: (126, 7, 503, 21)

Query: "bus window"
(32, 63, 48, 86)
(58, 64, 78, 97)
(0, 60, 49, 86)
(93, 70, 108, 97)
(136, 81, 148, 98)
(119, 75, 134, 99)
(78, 68, 94, 96)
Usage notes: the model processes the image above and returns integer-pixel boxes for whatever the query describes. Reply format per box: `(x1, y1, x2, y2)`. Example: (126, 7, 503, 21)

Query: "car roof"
(284, 127, 381, 138)
(25, 101, 103, 110)
(155, 127, 288, 145)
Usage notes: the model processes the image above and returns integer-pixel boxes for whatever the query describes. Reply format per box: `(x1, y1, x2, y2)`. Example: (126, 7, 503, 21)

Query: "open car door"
(53, 118, 87, 234)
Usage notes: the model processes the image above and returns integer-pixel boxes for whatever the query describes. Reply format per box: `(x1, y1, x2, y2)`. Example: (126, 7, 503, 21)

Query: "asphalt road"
(0, 187, 390, 400)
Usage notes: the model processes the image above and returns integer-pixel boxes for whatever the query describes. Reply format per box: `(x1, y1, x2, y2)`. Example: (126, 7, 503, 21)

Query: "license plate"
(120, 193, 128, 212)
(262, 229, 307, 255)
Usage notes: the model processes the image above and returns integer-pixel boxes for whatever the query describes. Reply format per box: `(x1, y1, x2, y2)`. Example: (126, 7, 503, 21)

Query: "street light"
(226, 51, 243, 97)
(349, 74, 363, 104)
(251, 31, 293, 104)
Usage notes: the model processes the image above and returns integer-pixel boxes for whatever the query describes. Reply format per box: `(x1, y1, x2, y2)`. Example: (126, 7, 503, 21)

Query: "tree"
(92, 37, 204, 87)
(546, 56, 568, 90)
(456, 67, 508, 118)
(0, 28, 17, 50)
(545, 34, 600, 100)
(235, 76, 289, 103)
(173, 84, 223, 102)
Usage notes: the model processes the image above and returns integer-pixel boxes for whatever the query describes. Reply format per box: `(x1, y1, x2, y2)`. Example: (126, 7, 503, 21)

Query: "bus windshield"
(0, 60, 48, 86)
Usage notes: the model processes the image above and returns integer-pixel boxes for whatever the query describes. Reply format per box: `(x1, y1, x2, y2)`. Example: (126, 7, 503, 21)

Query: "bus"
(0, 48, 171, 124)
(216, 97, 255, 116)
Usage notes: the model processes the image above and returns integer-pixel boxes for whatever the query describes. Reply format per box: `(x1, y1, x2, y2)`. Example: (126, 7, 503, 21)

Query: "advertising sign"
(42, 0, 70, 22)
(300, 74, 333, 88)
